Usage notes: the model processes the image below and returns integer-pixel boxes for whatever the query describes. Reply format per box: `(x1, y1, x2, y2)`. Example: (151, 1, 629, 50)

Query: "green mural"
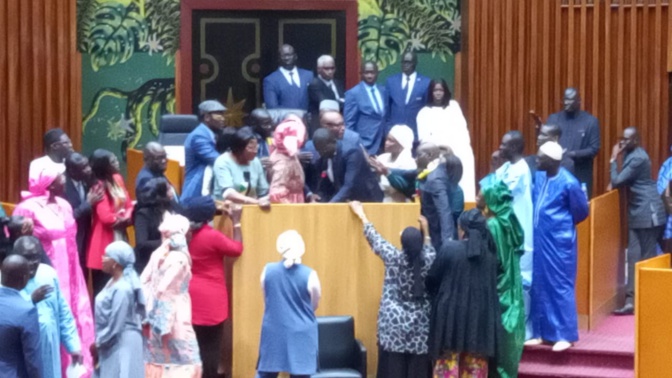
(78, 0, 179, 167)
(77, 0, 460, 167)
(358, 0, 460, 85)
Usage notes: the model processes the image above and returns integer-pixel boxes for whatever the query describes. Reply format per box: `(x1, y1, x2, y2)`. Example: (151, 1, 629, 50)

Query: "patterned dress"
(364, 223, 436, 354)
(141, 245, 202, 377)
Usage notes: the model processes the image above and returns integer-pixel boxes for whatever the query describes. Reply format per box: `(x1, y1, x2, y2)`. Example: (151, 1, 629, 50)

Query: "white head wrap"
(276, 230, 306, 269)
(388, 125, 415, 151)
(539, 141, 563, 161)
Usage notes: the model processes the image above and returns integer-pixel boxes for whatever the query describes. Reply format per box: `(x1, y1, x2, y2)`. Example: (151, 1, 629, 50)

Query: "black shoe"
(613, 303, 634, 316)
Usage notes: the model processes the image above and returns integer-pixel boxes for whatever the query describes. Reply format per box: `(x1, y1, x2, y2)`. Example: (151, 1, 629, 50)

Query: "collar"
(404, 71, 417, 82)
(318, 76, 333, 86)
(417, 158, 440, 180)
(279, 66, 298, 75)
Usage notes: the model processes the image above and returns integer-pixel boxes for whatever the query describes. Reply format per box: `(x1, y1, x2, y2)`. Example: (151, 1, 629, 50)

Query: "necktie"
(370, 87, 381, 114)
(329, 82, 339, 100)
(289, 71, 299, 88)
(76, 181, 85, 201)
(403, 75, 410, 104)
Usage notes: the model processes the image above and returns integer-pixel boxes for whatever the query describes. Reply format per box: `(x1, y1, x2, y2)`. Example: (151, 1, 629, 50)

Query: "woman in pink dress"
(141, 213, 202, 377)
(268, 114, 307, 203)
(13, 168, 95, 377)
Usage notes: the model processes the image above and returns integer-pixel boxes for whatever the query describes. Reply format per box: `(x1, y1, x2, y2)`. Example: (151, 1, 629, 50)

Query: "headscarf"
(276, 230, 305, 269)
(159, 213, 191, 252)
(458, 208, 496, 259)
(388, 124, 414, 151)
(483, 181, 524, 256)
(273, 115, 306, 157)
(181, 196, 216, 224)
(105, 241, 145, 310)
(400, 226, 424, 299)
(43, 128, 65, 149)
(21, 168, 59, 200)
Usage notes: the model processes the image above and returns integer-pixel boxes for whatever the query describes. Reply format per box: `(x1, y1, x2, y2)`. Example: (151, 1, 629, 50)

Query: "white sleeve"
(307, 270, 322, 311)
(260, 266, 267, 294)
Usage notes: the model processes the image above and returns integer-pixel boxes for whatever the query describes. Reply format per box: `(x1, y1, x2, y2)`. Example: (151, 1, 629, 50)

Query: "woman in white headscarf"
(93, 241, 145, 378)
(375, 124, 417, 202)
(256, 230, 321, 378)
(141, 213, 202, 377)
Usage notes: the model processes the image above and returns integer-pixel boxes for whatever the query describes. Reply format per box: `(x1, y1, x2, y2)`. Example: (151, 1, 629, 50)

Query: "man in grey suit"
(609, 126, 666, 315)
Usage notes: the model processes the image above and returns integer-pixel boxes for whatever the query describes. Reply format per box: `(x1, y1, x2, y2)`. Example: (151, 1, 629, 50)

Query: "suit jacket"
(303, 129, 363, 193)
(0, 287, 43, 378)
(263, 68, 314, 110)
(385, 72, 431, 139)
(344, 82, 388, 155)
(419, 165, 456, 251)
(611, 147, 667, 229)
(133, 206, 164, 273)
(64, 176, 93, 269)
(182, 124, 219, 201)
(315, 141, 383, 203)
(307, 77, 344, 134)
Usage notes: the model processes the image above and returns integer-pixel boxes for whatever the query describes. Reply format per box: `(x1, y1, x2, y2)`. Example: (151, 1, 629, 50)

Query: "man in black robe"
(546, 88, 600, 198)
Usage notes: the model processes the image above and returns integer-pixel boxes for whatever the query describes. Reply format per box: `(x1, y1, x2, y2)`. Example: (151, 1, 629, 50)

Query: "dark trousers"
(626, 225, 665, 304)
(194, 322, 224, 378)
(377, 344, 432, 378)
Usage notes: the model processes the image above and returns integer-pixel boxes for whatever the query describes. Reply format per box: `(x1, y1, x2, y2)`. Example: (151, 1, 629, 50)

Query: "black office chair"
(312, 316, 367, 378)
(157, 114, 199, 146)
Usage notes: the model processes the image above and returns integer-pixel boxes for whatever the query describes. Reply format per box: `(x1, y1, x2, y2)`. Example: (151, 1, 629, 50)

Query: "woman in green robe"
(482, 181, 525, 378)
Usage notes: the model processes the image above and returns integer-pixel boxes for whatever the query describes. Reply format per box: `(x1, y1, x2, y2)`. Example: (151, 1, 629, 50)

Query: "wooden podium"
(635, 253, 672, 378)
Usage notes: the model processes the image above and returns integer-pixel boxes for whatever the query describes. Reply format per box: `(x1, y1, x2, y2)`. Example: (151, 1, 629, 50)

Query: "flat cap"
(198, 100, 226, 115)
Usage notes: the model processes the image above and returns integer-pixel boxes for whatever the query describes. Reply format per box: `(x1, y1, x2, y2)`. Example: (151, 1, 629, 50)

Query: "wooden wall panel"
(462, 0, 670, 195)
(0, 0, 82, 203)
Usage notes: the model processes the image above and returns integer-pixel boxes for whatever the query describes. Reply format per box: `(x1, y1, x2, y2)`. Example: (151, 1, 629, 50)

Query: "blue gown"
(530, 169, 589, 342)
(20, 264, 81, 378)
(656, 156, 672, 240)
(257, 262, 318, 375)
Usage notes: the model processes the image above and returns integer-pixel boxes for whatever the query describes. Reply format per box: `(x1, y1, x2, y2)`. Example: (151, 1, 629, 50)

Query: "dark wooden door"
(192, 10, 346, 124)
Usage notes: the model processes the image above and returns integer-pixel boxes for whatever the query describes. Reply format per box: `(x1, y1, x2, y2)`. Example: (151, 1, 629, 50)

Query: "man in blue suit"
(0, 255, 43, 378)
(181, 100, 226, 201)
(263, 44, 314, 110)
(312, 128, 383, 203)
(385, 51, 431, 140)
(344, 61, 387, 155)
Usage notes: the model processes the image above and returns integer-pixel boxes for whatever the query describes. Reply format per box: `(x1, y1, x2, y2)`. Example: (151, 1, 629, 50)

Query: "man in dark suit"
(525, 124, 575, 181)
(135, 141, 179, 205)
(0, 254, 43, 378)
(546, 88, 600, 198)
(263, 44, 314, 110)
(182, 100, 227, 200)
(311, 128, 383, 203)
(64, 152, 102, 270)
(307, 55, 344, 135)
(344, 61, 388, 155)
(610, 127, 667, 315)
(385, 51, 431, 140)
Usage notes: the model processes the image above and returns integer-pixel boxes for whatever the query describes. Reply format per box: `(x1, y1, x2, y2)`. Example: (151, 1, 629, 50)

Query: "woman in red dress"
(86, 149, 134, 296)
(182, 196, 243, 378)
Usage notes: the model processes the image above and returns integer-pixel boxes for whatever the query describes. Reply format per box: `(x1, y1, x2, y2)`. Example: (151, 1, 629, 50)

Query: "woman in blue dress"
(256, 230, 321, 378)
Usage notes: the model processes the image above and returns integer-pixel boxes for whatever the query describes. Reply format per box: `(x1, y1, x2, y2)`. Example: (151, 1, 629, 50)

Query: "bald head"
(562, 87, 581, 114)
(312, 128, 337, 158)
(143, 141, 167, 174)
(416, 142, 440, 170)
(1, 255, 30, 290)
(621, 126, 640, 153)
(249, 108, 274, 138)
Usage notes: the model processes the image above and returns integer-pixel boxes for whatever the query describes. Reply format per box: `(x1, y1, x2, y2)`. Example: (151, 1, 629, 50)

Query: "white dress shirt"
(401, 71, 417, 104)
(279, 66, 301, 88)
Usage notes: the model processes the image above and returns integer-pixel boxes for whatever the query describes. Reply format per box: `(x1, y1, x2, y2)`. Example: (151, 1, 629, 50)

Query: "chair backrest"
(317, 315, 356, 370)
(266, 108, 307, 126)
(158, 114, 199, 146)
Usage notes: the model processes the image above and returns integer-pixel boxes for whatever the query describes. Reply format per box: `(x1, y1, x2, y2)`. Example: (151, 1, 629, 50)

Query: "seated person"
(212, 126, 270, 207)
(311, 128, 383, 203)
